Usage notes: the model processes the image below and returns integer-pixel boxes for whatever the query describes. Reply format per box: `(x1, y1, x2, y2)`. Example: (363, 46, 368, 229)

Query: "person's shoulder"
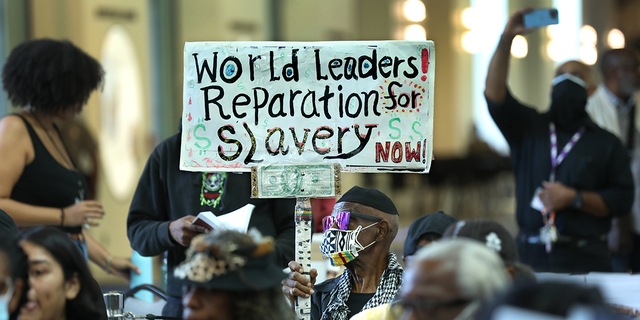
(0, 114, 31, 148)
(151, 132, 182, 158)
(351, 303, 394, 320)
(0, 114, 28, 135)
(588, 122, 623, 142)
(314, 276, 341, 293)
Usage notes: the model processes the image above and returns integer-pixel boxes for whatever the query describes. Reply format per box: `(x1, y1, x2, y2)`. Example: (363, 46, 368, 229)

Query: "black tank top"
(10, 114, 88, 234)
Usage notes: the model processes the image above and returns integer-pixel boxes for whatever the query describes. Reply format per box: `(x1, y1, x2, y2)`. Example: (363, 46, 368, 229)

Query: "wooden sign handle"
(294, 197, 312, 320)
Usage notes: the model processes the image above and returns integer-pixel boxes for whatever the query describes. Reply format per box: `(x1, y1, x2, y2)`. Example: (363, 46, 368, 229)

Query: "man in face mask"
(283, 186, 402, 320)
(587, 49, 640, 273)
(484, 8, 634, 273)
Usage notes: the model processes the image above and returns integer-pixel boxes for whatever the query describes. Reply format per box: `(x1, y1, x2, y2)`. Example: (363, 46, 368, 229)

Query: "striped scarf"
(320, 253, 404, 320)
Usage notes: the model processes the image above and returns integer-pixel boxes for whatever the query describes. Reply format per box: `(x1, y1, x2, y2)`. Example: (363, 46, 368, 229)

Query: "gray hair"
(413, 238, 510, 301)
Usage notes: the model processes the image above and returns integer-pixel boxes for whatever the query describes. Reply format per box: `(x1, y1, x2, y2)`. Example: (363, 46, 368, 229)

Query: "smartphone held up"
(523, 8, 559, 29)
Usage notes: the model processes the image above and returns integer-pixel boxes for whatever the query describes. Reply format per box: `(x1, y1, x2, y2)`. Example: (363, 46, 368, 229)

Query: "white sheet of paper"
(217, 204, 255, 233)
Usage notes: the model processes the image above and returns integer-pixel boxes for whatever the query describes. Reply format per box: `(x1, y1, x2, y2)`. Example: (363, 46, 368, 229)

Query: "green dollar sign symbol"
(280, 51, 285, 61)
(189, 80, 194, 88)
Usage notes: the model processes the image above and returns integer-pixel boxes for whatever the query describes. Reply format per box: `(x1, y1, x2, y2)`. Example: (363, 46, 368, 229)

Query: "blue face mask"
(0, 279, 14, 320)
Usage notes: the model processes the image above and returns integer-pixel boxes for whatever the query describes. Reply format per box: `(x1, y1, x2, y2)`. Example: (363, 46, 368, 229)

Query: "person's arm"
(127, 146, 207, 257)
(271, 198, 296, 267)
(539, 182, 610, 217)
(0, 116, 103, 227)
(127, 150, 176, 256)
(485, 8, 540, 143)
(485, 8, 534, 103)
(85, 230, 140, 281)
(539, 139, 634, 217)
(485, 8, 533, 103)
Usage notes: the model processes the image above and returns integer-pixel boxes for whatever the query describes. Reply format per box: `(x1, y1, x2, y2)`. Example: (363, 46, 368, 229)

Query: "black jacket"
(127, 132, 295, 298)
(312, 277, 339, 320)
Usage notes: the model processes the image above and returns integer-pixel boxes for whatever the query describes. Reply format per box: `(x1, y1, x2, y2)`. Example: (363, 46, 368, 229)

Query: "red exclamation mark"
(421, 48, 429, 81)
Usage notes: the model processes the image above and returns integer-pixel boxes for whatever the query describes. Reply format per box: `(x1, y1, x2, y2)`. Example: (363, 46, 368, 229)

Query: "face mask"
(548, 74, 589, 131)
(319, 223, 378, 266)
(0, 279, 14, 320)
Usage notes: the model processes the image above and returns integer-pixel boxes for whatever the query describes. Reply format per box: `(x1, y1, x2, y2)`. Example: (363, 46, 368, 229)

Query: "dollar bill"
(256, 164, 337, 198)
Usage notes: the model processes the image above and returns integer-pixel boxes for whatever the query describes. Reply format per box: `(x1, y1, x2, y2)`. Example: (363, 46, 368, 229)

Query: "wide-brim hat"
(174, 230, 286, 291)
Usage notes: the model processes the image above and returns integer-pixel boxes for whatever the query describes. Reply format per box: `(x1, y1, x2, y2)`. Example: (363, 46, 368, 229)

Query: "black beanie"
(337, 186, 399, 215)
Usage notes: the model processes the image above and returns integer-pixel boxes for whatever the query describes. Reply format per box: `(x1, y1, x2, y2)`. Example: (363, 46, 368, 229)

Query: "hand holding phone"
(523, 8, 559, 29)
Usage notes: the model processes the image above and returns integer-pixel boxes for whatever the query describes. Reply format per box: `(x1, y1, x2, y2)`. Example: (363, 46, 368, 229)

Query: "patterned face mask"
(319, 223, 378, 266)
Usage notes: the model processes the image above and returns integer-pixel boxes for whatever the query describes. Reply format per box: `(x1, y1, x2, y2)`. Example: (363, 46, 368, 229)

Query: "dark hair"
(417, 232, 442, 243)
(228, 286, 295, 320)
(2, 39, 104, 115)
(0, 236, 27, 320)
(18, 227, 105, 319)
(0, 235, 26, 283)
(600, 48, 638, 77)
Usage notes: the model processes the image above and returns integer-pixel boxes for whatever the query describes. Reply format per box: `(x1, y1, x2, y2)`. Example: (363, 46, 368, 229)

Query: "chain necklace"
(28, 108, 86, 201)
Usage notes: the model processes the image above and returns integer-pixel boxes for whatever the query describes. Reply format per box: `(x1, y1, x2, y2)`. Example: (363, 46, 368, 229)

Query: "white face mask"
(0, 278, 14, 320)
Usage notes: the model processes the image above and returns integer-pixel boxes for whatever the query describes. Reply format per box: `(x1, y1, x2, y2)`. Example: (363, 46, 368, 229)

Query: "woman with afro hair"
(0, 39, 139, 280)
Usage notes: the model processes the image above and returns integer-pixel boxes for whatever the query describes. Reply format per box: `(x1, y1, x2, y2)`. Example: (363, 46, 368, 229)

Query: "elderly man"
(485, 8, 634, 272)
(587, 48, 640, 273)
(283, 186, 402, 320)
(394, 239, 510, 320)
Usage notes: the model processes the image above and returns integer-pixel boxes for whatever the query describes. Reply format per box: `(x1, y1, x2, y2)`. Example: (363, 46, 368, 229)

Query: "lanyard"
(549, 122, 585, 182)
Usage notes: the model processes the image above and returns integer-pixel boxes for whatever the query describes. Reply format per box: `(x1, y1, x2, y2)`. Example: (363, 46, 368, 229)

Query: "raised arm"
(485, 8, 534, 103)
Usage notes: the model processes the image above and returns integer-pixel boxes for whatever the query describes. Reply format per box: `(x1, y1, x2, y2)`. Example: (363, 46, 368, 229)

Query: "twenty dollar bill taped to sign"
(180, 41, 435, 173)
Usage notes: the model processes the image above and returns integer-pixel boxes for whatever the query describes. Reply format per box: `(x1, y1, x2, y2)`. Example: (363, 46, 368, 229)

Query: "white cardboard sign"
(180, 41, 435, 173)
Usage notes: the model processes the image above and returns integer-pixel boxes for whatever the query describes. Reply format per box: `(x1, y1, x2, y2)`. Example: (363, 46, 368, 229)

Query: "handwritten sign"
(180, 41, 435, 173)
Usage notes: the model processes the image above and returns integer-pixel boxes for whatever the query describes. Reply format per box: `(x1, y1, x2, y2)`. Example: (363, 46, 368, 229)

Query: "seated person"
(17, 226, 106, 320)
(283, 186, 402, 320)
(175, 229, 295, 320)
(403, 210, 457, 267)
(351, 210, 457, 320)
(0, 209, 18, 237)
(476, 282, 629, 320)
(0, 230, 26, 319)
(443, 219, 536, 285)
(393, 239, 510, 320)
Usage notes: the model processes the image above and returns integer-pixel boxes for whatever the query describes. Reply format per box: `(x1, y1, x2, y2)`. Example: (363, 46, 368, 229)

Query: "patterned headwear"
(174, 228, 286, 291)
(442, 219, 519, 265)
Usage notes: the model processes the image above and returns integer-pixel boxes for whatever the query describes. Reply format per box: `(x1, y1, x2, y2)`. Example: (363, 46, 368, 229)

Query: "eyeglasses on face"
(322, 211, 382, 233)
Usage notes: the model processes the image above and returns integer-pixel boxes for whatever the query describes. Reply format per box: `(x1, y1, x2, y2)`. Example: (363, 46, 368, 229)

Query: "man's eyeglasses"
(322, 211, 382, 233)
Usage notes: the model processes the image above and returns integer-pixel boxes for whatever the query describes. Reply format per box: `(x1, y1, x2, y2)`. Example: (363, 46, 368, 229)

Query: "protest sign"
(180, 41, 435, 173)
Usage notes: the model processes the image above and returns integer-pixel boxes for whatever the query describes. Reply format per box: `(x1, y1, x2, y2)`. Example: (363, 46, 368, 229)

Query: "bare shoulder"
(0, 114, 30, 148)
